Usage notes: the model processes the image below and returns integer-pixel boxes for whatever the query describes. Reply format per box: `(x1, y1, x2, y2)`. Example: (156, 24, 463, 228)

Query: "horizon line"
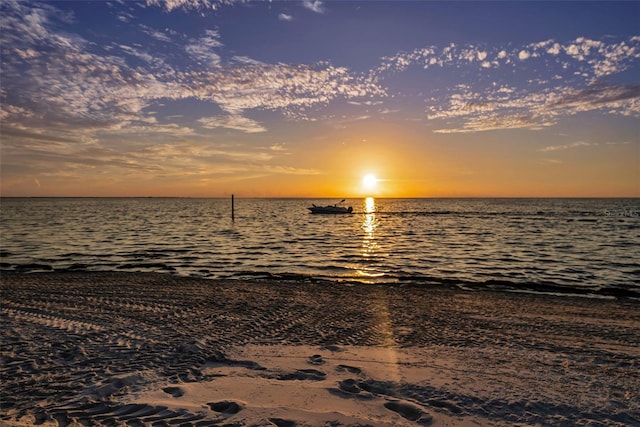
(2, 196, 639, 200)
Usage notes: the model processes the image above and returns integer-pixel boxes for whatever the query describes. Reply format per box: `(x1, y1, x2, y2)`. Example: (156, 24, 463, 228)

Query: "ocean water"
(1, 197, 639, 297)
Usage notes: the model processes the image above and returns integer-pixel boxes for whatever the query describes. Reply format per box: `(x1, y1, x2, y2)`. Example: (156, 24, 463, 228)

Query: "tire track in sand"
(2, 272, 639, 426)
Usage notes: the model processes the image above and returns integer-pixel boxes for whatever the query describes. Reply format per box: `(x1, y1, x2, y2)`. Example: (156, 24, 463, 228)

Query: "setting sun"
(362, 173, 378, 192)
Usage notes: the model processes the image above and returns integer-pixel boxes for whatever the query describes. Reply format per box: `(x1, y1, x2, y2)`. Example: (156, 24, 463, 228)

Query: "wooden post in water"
(231, 194, 235, 221)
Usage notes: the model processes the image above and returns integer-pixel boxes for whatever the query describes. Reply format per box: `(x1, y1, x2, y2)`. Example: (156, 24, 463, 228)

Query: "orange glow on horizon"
(3, 121, 638, 198)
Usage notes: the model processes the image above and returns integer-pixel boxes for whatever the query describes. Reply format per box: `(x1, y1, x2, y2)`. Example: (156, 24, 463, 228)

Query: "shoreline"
(2, 269, 638, 300)
(2, 271, 639, 426)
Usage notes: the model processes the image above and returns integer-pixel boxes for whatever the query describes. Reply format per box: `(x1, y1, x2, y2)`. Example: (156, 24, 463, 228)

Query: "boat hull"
(308, 206, 353, 214)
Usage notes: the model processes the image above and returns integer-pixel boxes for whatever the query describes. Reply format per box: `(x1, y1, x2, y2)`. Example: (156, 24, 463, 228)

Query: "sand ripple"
(1, 272, 639, 426)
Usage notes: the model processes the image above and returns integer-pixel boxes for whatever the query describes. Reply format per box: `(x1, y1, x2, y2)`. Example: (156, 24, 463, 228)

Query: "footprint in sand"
(162, 386, 184, 398)
(338, 378, 361, 394)
(322, 345, 343, 352)
(208, 401, 242, 414)
(308, 354, 324, 365)
(278, 369, 326, 381)
(384, 400, 433, 424)
(268, 418, 297, 427)
(336, 364, 362, 375)
(425, 398, 462, 414)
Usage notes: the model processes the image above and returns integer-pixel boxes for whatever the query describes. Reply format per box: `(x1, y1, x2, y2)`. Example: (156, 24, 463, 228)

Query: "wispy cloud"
(302, 0, 324, 14)
(183, 63, 385, 119)
(145, 0, 239, 12)
(198, 115, 266, 133)
(261, 165, 322, 175)
(381, 36, 640, 133)
(1, 0, 638, 196)
(139, 24, 175, 43)
(538, 141, 595, 152)
(186, 29, 223, 67)
(0, 1, 386, 189)
(1, 1, 384, 136)
(433, 114, 555, 134)
(545, 84, 640, 115)
(269, 144, 288, 152)
(380, 36, 639, 78)
(538, 140, 630, 152)
(430, 82, 640, 133)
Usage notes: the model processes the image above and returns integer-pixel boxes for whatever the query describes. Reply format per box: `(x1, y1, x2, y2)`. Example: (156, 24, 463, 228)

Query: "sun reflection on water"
(358, 197, 384, 278)
(359, 198, 400, 365)
(362, 197, 378, 251)
(364, 196, 376, 214)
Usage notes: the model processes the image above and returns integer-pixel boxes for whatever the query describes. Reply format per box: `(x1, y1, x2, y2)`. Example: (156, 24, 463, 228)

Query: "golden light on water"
(359, 196, 399, 362)
(364, 196, 376, 214)
(359, 197, 384, 279)
(362, 197, 377, 237)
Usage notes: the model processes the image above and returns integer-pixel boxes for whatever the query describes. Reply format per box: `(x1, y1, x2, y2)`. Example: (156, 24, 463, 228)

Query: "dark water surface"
(1, 198, 638, 297)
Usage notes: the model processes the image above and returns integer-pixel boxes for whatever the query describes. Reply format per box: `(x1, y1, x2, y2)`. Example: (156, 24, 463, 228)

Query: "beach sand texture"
(1, 272, 639, 426)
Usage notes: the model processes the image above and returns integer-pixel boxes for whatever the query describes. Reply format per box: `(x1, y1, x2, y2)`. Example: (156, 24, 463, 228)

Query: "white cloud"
(545, 84, 640, 115)
(3, 1, 371, 190)
(538, 141, 595, 152)
(565, 44, 581, 59)
(0, 0, 387, 185)
(183, 63, 385, 118)
(117, 44, 156, 64)
(278, 13, 293, 21)
(530, 39, 554, 50)
(303, 0, 324, 14)
(145, 0, 238, 12)
(2, 0, 638, 177)
(377, 36, 640, 133)
(198, 115, 266, 133)
(139, 24, 173, 42)
(592, 39, 640, 77)
(2, 11, 384, 136)
(135, 141, 274, 164)
(0, 104, 34, 121)
(186, 29, 222, 66)
(117, 13, 133, 23)
(547, 43, 561, 55)
(261, 165, 322, 175)
(429, 82, 640, 133)
(604, 141, 631, 146)
(434, 114, 555, 134)
(378, 36, 639, 82)
(231, 55, 267, 66)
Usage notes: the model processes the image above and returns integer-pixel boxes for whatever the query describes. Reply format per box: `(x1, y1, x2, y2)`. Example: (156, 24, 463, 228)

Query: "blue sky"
(1, 1, 639, 196)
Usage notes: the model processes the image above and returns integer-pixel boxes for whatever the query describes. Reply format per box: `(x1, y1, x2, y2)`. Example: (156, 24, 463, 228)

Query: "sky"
(1, 0, 639, 197)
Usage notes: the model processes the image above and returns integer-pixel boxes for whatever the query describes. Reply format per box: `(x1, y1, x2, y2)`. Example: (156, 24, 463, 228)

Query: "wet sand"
(1, 272, 639, 426)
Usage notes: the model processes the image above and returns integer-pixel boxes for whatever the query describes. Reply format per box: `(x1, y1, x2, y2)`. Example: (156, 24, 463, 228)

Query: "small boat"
(308, 200, 353, 214)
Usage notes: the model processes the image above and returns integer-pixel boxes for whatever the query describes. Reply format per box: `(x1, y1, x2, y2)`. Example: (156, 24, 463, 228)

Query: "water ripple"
(1, 197, 639, 297)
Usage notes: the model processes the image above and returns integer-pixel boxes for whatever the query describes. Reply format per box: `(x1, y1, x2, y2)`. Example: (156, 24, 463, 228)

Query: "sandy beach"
(1, 272, 639, 426)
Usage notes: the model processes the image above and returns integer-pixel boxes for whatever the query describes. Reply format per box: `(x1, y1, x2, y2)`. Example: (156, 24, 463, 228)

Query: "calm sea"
(1, 198, 639, 297)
